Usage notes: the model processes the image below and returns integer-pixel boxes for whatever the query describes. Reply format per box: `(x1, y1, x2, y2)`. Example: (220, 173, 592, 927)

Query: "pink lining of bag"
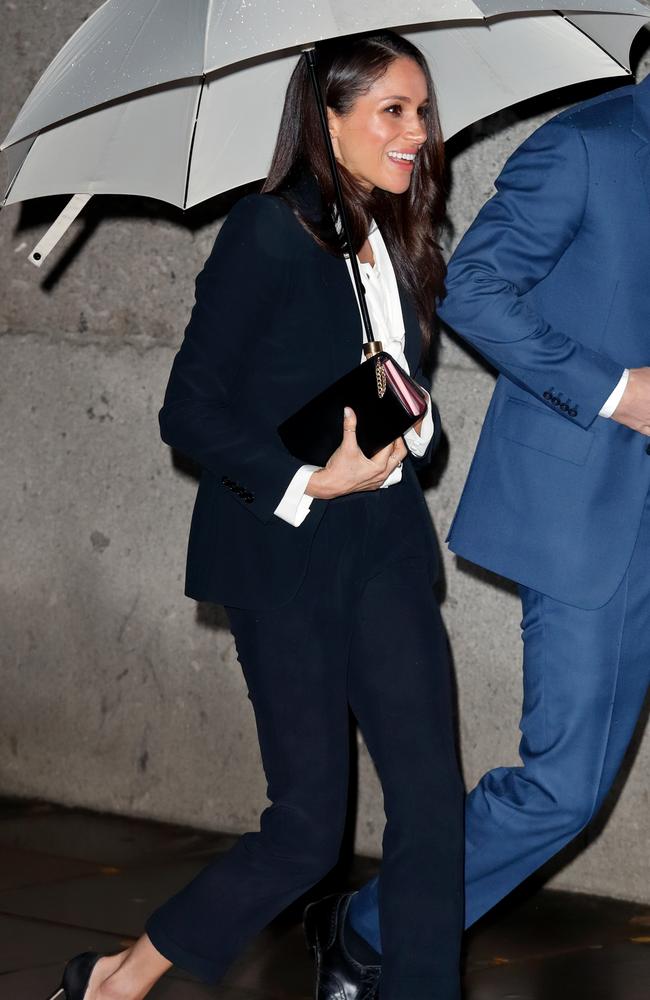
(384, 358, 427, 417)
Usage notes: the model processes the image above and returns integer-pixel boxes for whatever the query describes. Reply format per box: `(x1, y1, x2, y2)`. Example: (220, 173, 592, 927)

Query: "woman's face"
(328, 57, 429, 194)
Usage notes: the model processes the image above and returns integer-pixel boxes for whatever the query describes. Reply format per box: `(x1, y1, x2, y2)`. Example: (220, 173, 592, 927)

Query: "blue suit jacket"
(159, 179, 437, 610)
(438, 76, 650, 610)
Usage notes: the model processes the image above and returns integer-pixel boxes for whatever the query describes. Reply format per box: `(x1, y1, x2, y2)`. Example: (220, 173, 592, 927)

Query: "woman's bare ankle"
(84, 953, 130, 1000)
(93, 935, 172, 1000)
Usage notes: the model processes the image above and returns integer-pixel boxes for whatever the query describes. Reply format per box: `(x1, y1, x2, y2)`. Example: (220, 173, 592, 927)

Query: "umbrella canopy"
(3, 0, 481, 148)
(4, 0, 649, 151)
(1, 2, 649, 264)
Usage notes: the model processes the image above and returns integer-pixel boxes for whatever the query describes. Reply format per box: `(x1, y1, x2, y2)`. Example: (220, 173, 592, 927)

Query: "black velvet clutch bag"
(278, 349, 428, 467)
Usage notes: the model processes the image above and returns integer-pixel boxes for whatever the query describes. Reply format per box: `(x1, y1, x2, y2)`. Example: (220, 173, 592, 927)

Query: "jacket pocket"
(497, 396, 594, 466)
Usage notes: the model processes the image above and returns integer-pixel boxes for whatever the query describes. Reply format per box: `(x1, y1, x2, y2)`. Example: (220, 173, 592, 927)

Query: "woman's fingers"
(341, 407, 359, 452)
(374, 437, 406, 472)
(311, 419, 408, 498)
(392, 437, 408, 463)
(373, 441, 395, 468)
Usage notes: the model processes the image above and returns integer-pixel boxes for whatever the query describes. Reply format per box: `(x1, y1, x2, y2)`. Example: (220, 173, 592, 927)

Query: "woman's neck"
(358, 239, 375, 266)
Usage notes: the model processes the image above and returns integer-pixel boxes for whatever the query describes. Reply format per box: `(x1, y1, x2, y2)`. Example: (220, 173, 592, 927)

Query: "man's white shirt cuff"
(274, 464, 320, 527)
(599, 369, 629, 418)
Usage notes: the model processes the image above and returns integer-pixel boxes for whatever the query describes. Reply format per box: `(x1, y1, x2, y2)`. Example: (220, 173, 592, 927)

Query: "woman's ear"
(327, 107, 340, 141)
(327, 107, 343, 160)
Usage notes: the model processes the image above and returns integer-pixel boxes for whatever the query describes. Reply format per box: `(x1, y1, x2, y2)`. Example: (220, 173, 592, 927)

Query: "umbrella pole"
(302, 48, 376, 348)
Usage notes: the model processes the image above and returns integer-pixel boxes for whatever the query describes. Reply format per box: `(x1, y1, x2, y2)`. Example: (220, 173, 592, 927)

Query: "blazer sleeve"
(437, 119, 624, 430)
(159, 194, 303, 524)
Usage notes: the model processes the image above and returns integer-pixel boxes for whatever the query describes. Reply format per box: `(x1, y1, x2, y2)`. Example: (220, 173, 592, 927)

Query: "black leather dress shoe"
(304, 893, 380, 1000)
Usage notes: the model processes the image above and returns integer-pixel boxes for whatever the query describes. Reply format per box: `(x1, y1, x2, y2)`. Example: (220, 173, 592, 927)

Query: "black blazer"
(159, 181, 438, 610)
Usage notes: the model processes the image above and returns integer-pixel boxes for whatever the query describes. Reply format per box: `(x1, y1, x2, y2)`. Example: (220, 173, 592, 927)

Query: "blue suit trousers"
(350, 487, 650, 944)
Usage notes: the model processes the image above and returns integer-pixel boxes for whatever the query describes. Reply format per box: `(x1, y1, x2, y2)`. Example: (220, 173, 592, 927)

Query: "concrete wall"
(1, 7, 648, 904)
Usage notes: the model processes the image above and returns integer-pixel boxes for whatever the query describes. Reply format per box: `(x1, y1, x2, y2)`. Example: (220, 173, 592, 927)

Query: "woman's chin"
(377, 178, 413, 195)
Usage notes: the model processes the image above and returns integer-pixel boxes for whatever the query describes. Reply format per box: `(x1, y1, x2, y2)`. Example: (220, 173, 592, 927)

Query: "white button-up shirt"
(275, 223, 435, 527)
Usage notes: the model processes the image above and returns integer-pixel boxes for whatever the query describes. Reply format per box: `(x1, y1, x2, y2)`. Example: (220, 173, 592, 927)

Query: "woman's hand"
(305, 407, 408, 500)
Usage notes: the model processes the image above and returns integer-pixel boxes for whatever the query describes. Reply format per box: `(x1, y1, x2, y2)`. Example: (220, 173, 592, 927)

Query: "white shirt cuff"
(381, 464, 403, 489)
(274, 464, 320, 527)
(403, 392, 434, 457)
(599, 369, 629, 418)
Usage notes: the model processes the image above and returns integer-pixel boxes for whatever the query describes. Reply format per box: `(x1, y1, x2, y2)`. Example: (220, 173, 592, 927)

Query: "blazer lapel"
(288, 172, 424, 373)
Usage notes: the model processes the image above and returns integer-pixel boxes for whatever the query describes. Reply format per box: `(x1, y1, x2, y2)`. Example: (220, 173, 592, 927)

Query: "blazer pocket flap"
(498, 397, 594, 466)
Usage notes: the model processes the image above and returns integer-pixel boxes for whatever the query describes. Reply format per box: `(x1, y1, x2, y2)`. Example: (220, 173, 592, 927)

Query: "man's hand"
(305, 407, 408, 500)
(611, 368, 650, 435)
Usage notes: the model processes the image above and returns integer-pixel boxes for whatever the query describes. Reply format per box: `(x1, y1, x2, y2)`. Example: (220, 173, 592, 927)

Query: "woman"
(49, 31, 464, 1000)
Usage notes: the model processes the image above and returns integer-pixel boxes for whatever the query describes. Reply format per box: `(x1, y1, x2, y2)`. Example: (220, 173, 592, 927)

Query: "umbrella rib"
(3, 161, 23, 206)
(560, 12, 633, 75)
(203, 0, 216, 71)
(183, 77, 206, 210)
(184, 0, 215, 208)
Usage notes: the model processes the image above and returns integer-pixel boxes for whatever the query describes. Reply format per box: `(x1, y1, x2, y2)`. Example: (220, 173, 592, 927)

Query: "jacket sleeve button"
(568, 409, 578, 418)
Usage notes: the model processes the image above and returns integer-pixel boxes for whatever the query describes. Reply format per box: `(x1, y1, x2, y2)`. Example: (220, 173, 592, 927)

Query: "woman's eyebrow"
(379, 94, 429, 105)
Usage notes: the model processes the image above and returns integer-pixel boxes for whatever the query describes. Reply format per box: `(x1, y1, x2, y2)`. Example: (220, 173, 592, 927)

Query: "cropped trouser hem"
(145, 915, 223, 984)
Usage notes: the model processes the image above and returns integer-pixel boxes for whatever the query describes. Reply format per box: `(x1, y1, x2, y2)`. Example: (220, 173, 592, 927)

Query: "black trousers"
(146, 479, 464, 1000)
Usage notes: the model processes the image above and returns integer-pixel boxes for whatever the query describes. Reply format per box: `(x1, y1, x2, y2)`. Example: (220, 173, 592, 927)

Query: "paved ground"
(0, 798, 648, 1000)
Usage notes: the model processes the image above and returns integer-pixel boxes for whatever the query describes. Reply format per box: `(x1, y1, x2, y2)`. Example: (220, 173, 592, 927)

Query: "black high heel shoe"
(46, 952, 102, 1000)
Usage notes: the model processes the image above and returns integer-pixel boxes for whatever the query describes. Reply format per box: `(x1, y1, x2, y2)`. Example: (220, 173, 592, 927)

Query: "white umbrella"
(3, 0, 648, 148)
(2, 2, 649, 265)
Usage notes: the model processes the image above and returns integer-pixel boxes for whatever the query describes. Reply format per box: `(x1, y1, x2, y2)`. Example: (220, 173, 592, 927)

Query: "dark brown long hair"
(262, 31, 446, 351)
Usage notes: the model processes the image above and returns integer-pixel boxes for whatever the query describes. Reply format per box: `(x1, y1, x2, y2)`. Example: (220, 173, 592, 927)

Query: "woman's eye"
(384, 104, 402, 115)
(418, 106, 427, 118)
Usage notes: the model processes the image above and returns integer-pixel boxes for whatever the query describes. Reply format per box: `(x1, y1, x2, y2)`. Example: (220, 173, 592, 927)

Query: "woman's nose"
(405, 120, 427, 144)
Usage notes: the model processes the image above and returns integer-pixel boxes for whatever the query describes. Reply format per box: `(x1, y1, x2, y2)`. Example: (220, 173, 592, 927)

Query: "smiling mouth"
(387, 151, 417, 163)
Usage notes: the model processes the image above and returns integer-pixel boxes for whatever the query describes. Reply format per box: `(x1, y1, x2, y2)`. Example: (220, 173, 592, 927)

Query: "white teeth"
(388, 152, 416, 162)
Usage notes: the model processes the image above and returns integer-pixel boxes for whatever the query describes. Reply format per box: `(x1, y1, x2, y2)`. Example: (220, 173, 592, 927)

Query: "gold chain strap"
(375, 358, 387, 399)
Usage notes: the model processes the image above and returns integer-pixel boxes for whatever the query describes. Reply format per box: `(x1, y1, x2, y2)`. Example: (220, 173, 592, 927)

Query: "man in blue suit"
(311, 73, 650, 993)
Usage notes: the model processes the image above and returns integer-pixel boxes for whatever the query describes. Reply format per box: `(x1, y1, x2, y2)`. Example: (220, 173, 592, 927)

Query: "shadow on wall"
(12, 178, 263, 293)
